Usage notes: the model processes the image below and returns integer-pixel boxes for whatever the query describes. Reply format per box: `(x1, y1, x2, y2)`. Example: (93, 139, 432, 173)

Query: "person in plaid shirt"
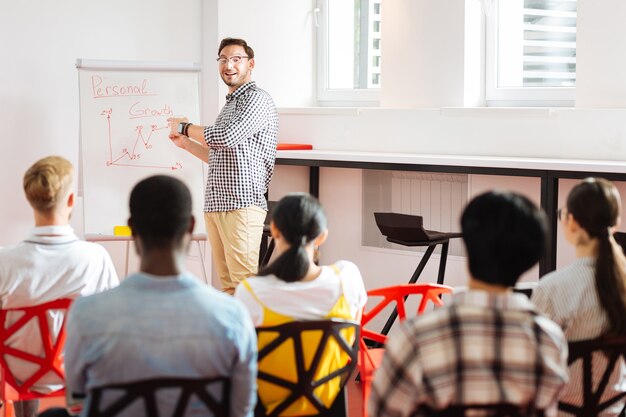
(169, 38, 278, 294)
(370, 191, 569, 417)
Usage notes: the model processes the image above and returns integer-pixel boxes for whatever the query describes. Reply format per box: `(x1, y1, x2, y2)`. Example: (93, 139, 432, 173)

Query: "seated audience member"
(370, 191, 569, 417)
(0, 156, 118, 417)
(532, 178, 626, 417)
(54, 175, 257, 417)
(235, 192, 366, 324)
(234, 192, 366, 414)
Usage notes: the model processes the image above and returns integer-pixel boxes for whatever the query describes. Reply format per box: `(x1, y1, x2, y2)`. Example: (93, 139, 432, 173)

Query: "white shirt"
(234, 260, 367, 326)
(0, 225, 119, 392)
(533, 257, 626, 417)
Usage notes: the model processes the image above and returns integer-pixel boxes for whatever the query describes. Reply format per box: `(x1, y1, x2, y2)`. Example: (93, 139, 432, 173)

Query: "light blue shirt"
(65, 272, 257, 417)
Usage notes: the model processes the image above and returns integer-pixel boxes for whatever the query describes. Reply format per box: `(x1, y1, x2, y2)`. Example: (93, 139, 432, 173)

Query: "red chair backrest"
(361, 283, 453, 346)
(0, 298, 73, 399)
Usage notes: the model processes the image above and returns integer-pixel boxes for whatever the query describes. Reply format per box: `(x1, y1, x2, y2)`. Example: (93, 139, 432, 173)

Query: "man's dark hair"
(218, 37, 254, 59)
(129, 175, 192, 250)
(461, 191, 548, 287)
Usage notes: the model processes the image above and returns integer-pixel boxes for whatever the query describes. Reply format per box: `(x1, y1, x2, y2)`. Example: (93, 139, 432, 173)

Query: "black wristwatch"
(177, 122, 188, 135)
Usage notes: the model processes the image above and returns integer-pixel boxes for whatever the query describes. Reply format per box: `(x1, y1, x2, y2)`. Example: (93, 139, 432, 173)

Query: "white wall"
(277, 108, 626, 160)
(576, 0, 626, 107)
(1, 0, 205, 278)
(216, 0, 315, 107)
(381, 0, 467, 107)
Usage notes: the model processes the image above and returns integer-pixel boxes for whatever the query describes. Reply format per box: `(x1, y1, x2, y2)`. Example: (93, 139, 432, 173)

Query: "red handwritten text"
(129, 102, 173, 119)
(92, 76, 152, 98)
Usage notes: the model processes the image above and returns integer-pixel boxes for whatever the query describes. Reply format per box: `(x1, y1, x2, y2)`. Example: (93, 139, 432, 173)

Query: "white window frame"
(485, 0, 575, 107)
(315, 0, 380, 106)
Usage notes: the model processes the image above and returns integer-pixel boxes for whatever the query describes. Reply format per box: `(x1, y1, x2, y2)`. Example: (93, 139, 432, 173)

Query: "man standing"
(62, 175, 257, 417)
(169, 37, 278, 294)
(370, 191, 569, 417)
(0, 156, 119, 417)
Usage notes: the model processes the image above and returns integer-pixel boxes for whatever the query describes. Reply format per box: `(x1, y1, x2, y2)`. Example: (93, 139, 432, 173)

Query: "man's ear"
(248, 58, 255, 71)
(67, 192, 75, 208)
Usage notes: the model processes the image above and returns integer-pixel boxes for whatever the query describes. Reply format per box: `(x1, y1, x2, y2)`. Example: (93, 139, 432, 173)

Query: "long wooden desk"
(275, 150, 626, 275)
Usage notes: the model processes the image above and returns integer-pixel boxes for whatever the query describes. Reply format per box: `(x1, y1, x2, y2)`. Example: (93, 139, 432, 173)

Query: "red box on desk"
(277, 143, 313, 150)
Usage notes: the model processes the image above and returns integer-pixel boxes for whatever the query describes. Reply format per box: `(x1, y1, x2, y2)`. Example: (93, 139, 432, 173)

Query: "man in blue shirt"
(59, 175, 257, 417)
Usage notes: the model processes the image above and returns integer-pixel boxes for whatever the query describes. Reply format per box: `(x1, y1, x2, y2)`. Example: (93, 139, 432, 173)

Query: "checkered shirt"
(203, 81, 278, 212)
(369, 290, 569, 417)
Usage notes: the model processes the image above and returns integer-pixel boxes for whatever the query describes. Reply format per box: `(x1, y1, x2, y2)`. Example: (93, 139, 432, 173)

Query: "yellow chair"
(255, 319, 359, 417)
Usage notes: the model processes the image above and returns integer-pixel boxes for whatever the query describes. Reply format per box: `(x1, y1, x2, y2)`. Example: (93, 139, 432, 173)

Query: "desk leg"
(309, 166, 320, 198)
(540, 174, 558, 275)
(378, 245, 437, 339)
(437, 242, 449, 285)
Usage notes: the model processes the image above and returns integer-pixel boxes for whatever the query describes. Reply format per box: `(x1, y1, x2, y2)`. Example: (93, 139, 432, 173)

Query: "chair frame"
(0, 298, 73, 411)
(558, 335, 626, 417)
(86, 376, 230, 417)
(255, 319, 359, 417)
(359, 283, 453, 417)
(360, 283, 453, 359)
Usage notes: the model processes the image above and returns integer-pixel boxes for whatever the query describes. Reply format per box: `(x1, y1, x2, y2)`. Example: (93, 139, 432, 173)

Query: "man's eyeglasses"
(216, 56, 249, 65)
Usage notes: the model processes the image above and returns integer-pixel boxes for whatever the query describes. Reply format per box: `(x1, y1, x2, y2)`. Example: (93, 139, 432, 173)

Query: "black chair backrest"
(425, 403, 545, 417)
(559, 335, 626, 417)
(86, 376, 230, 417)
(255, 319, 359, 417)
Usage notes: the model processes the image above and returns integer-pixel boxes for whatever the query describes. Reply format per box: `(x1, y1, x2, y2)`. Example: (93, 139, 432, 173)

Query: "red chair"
(0, 298, 73, 417)
(359, 283, 453, 417)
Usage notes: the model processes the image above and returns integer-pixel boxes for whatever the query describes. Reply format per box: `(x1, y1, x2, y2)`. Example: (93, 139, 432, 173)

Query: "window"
(486, 0, 577, 106)
(316, 0, 381, 105)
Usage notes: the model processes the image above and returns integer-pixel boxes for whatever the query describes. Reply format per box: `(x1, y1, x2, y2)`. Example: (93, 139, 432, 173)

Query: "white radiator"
(363, 171, 467, 256)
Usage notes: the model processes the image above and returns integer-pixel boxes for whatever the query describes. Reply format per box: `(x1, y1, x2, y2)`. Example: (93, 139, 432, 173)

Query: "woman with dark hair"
(234, 192, 366, 415)
(234, 192, 366, 325)
(532, 177, 626, 417)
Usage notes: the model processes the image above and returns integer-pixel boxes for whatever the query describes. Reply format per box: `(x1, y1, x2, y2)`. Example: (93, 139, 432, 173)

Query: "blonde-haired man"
(0, 156, 119, 417)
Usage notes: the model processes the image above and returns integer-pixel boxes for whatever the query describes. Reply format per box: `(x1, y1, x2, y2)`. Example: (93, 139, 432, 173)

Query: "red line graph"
(101, 108, 182, 171)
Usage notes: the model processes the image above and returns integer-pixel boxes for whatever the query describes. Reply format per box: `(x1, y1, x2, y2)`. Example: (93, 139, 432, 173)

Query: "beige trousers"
(204, 206, 266, 294)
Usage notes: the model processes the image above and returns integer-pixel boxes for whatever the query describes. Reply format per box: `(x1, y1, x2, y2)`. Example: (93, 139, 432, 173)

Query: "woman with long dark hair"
(532, 177, 626, 416)
(235, 192, 366, 325)
(234, 192, 366, 415)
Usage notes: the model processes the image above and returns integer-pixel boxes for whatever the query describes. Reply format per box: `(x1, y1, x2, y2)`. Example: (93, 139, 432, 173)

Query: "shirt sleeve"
(229, 307, 258, 417)
(338, 261, 368, 318)
(233, 280, 264, 326)
(100, 249, 120, 290)
(204, 92, 271, 149)
(369, 324, 424, 417)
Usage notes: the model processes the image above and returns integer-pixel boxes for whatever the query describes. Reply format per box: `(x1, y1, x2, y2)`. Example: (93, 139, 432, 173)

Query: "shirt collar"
(453, 289, 537, 312)
(26, 225, 78, 244)
(225, 81, 256, 101)
(124, 272, 200, 291)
